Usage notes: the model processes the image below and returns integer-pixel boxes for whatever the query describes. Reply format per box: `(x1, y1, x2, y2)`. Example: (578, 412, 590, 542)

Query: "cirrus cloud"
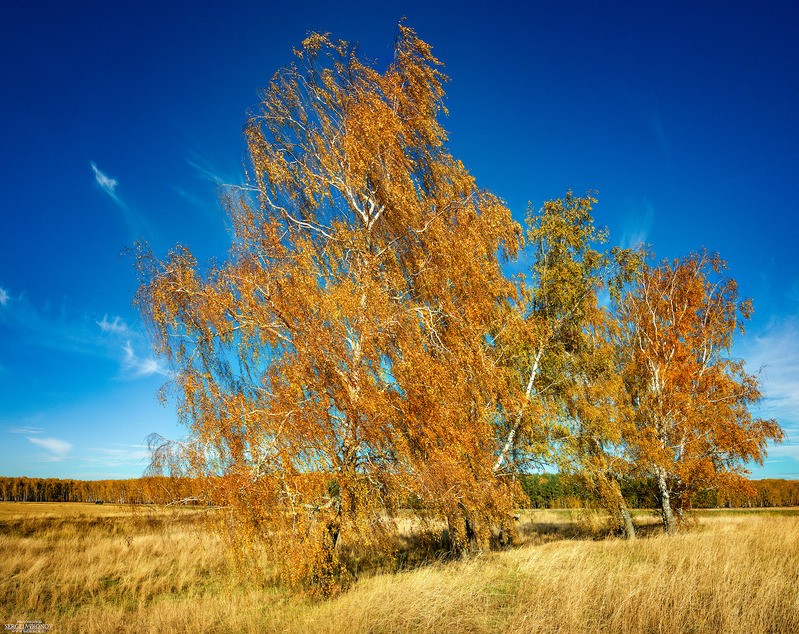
(97, 315, 129, 335)
(122, 341, 169, 378)
(90, 162, 119, 200)
(28, 436, 72, 461)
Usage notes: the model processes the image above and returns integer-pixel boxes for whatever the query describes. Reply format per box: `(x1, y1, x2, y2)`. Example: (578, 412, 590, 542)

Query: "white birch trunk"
(493, 345, 544, 473)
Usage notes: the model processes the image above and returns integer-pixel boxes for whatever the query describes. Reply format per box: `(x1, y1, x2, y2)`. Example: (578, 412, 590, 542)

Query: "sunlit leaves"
(134, 23, 783, 593)
(618, 250, 783, 530)
(136, 23, 522, 593)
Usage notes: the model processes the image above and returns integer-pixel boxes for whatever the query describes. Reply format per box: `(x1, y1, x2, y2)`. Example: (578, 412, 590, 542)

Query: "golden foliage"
(618, 250, 783, 530)
(136, 23, 523, 593)
(134, 24, 782, 590)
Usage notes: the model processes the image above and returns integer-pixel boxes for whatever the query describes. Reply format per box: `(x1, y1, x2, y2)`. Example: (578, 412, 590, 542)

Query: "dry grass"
(1, 502, 798, 633)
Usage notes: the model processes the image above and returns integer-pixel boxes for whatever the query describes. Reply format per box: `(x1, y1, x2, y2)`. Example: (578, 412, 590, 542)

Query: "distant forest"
(1, 475, 797, 509)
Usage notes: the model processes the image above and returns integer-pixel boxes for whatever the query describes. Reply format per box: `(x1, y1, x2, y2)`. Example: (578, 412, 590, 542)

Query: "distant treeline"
(519, 474, 799, 509)
(2, 475, 798, 509)
(0, 476, 200, 505)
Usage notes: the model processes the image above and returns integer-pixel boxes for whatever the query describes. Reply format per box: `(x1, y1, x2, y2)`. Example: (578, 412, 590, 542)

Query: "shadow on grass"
(513, 509, 664, 545)
(336, 509, 668, 583)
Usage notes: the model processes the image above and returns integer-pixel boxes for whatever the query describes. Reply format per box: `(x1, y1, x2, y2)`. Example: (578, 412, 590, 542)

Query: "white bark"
(493, 345, 544, 473)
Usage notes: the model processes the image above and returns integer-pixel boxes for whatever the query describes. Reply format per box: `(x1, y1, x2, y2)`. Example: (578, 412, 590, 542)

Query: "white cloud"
(89, 444, 150, 464)
(90, 161, 119, 199)
(1, 294, 115, 358)
(122, 340, 169, 378)
(0, 291, 165, 381)
(762, 442, 799, 460)
(9, 426, 44, 434)
(90, 162, 157, 240)
(28, 436, 72, 460)
(746, 318, 799, 416)
(620, 200, 655, 250)
(0, 287, 9, 307)
(98, 315, 129, 335)
(743, 316, 799, 456)
(186, 152, 227, 185)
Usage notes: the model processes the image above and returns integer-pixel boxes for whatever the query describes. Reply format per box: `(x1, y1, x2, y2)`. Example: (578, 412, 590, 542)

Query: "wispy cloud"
(89, 444, 150, 464)
(173, 185, 230, 232)
(743, 316, 799, 456)
(0, 293, 103, 357)
(186, 152, 228, 185)
(28, 436, 72, 461)
(97, 315, 129, 335)
(173, 186, 206, 208)
(72, 444, 153, 476)
(0, 287, 9, 307)
(9, 426, 44, 435)
(762, 442, 799, 460)
(0, 291, 164, 381)
(746, 318, 799, 413)
(620, 200, 655, 250)
(122, 341, 169, 378)
(90, 162, 120, 201)
(89, 162, 156, 240)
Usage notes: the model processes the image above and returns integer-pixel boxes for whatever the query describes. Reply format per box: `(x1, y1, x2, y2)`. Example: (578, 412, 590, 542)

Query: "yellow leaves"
(134, 19, 785, 590)
(297, 31, 331, 58)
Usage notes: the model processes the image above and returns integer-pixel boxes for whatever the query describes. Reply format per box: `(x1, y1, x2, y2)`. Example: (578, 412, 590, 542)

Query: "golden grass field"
(1, 502, 798, 633)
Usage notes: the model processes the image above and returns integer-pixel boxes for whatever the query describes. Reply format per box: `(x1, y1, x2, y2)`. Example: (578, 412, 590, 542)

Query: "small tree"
(618, 250, 782, 532)
(557, 307, 639, 539)
(497, 192, 640, 538)
(492, 192, 609, 475)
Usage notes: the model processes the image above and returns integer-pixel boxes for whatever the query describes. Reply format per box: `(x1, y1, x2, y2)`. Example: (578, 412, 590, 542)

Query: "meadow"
(1, 502, 798, 633)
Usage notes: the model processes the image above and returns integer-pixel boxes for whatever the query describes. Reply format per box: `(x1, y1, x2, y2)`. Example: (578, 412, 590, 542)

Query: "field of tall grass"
(1, 502, 797, 633)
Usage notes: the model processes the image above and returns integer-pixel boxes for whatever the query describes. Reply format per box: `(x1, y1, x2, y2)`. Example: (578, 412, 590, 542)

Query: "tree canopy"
(616, 250, 783, 531)
(135, 23, 782, 593)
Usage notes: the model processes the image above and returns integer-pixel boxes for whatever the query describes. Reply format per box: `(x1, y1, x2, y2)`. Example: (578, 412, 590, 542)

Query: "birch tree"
(555, 303, 640, 539)
(136, 24, 521, 592)
(492, 192, 609, 475)
(618, 250, 783, 532)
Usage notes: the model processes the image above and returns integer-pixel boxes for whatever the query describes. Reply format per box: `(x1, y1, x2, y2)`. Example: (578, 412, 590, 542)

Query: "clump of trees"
(134, 23, 782, 593)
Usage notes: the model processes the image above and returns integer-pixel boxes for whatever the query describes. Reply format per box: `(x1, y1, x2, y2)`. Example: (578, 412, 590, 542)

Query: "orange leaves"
(134, 21, 783, 587)
(618, 250, 783, 529)
(136, 22, 528, 590)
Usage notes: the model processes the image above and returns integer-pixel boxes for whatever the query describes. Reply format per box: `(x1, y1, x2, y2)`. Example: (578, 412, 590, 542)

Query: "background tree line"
(132, 24, 783, 593)
(0, 476, 200, 504)
(2, 475, 798, 508)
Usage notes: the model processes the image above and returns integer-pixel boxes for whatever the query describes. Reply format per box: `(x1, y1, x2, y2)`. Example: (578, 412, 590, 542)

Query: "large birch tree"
(136, 24, 522, 592)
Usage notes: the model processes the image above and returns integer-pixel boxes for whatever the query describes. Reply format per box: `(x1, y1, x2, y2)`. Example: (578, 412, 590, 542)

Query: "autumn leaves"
(135, 24, 781, 593)
(616, 252, 782, 532)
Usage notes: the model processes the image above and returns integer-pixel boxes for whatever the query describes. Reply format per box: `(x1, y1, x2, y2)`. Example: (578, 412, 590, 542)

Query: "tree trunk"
(604, 475, 636, 539)
(619, 502, 636, 540)
(594, 471, 636, 539)
(656, 469, 676, 533)
(463, 513, 479, 555)
(493, 345, 544, 473)
(447, 506, 481, 556)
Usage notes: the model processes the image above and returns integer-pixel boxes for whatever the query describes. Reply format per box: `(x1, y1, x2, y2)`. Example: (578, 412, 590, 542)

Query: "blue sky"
(1, 1, 797, 479)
